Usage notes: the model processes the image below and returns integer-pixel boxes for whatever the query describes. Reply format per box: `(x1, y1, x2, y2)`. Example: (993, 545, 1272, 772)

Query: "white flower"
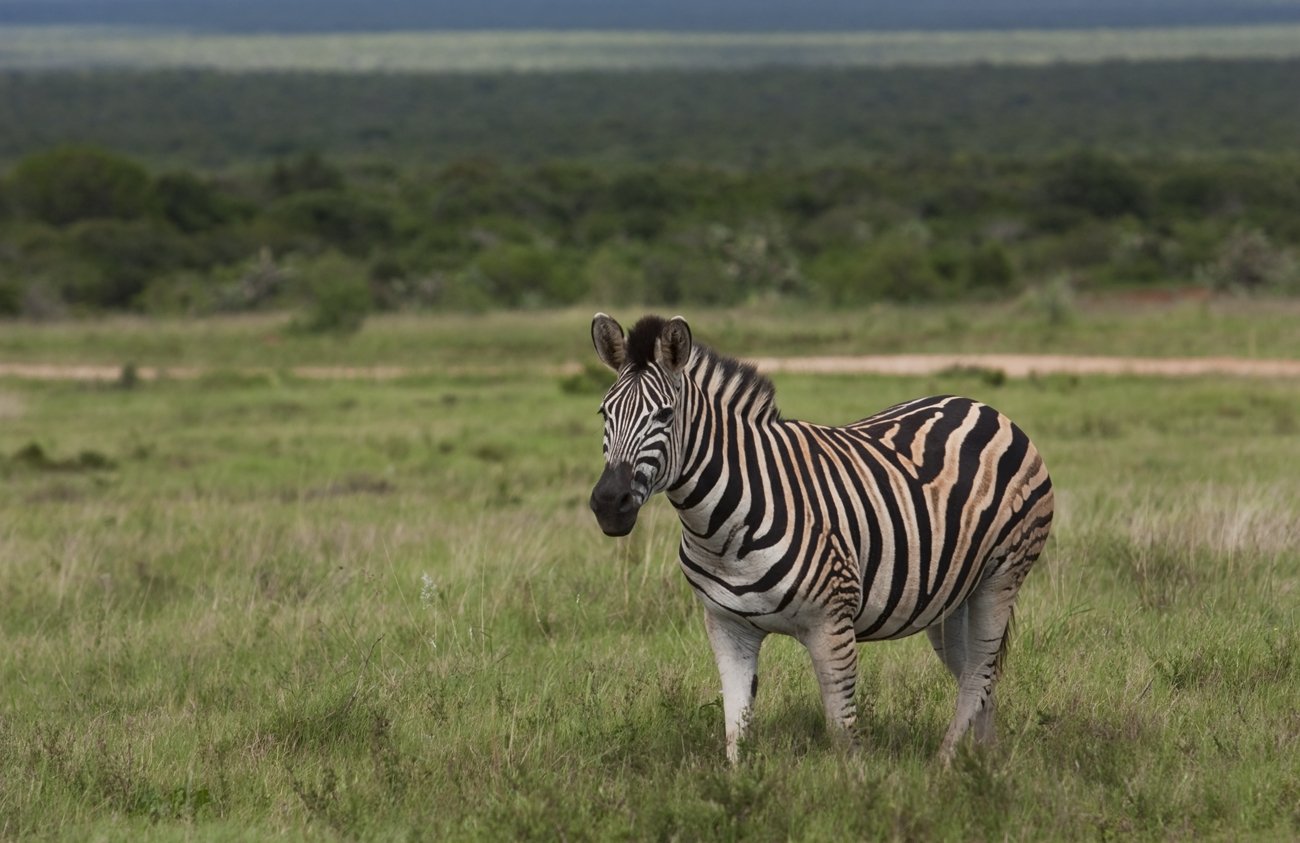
(420, 573, 438, 606)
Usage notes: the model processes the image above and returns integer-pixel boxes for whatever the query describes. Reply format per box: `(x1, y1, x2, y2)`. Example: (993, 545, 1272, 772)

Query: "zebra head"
(588, 313, 693, 537)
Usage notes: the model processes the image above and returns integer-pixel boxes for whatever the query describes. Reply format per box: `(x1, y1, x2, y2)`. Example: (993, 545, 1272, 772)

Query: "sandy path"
(747, 353, 1300, 379)
(2, 354, 1300, 382)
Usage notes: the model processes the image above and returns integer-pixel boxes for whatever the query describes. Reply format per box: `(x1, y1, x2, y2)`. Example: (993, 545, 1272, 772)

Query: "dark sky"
(3, 0, 1300, 32)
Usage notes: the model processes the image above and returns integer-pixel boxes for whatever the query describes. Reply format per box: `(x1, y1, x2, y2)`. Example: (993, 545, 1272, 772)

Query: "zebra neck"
(680, 346, 779, 426)
(666, 350, 781, 548)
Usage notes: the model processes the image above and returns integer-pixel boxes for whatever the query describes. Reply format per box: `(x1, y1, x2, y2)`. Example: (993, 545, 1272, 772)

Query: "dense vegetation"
(1, 146, 1297, 318)
(5, 62, 1300, 165)
(1, 59, 1298, 319)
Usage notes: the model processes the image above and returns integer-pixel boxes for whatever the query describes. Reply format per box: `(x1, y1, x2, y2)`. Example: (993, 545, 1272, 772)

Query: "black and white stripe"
(589, 313, 1054, 764)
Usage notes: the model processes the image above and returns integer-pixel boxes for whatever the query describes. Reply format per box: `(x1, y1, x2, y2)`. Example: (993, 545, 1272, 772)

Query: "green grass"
(1, 311, 1298, 839)
(4, 25, 1300, 72)
(2, 297, 1300, 372)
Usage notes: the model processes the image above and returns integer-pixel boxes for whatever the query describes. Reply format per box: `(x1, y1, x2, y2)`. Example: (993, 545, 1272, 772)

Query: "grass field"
(1, 306, 1298, 839)
(3, 298, 1300, 371)
(3, 24, 1300, 71)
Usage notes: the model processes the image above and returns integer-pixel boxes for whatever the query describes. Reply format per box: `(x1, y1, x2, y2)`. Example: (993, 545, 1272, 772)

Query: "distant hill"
(4, 0, 1300, 33)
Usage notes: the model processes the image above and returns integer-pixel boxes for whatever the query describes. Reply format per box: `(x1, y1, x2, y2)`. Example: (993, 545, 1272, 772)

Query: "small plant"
(1029, 273, 1078, 326)
(117, 362, 139, 390)
(294, 261, 372, 336)
(558, 362, 615, 395)
(1197, 227, 1300, 293)
(7, 442, 116, 473)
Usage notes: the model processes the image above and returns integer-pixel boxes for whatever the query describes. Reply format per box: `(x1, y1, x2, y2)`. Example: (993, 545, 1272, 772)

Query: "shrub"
(294, 255, 372, 335)
(137, 271, 214, 315)
(1025, 273, 1079, 326)
(0, 272, 20, 316)
(471, 244, 583, 307)
(965, 241, 1017, 294)
(211, 248, 290, 313)
(154, 171, 240, 233)
(66, 219, 194, 309)
(268, 152, 345, 197)
(1041, 150, 1148, 220)
(582, 240, 652, 305)
(1157, 170, 1227, 216)
(1197, 228, 1299, 293)
(429, 157, 514, 222)
(9, 146, 153, 226)
(710, 220, 806, 300)
(808, 226, 943, 304)
(266, 190, 395, 257)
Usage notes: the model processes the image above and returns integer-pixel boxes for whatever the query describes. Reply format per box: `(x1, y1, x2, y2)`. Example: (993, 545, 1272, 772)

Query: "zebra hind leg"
(925, 602, 969, 683)
(937, 579, 1019, 765)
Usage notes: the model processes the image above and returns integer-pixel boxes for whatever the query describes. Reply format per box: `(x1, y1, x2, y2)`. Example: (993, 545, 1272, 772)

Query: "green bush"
(210, 249, 290, 313)
(0, 272, 20, 316)
(808, 226, 943, 304)
(429, 157, 515, 223)
(965, 241, 1018, 294)
(1019, 221, 1118, 282)
(582, 240, 653, 305)
(1157, 170, 1227, 215)
(294, 254, 372, 335)
(3, 142, 1300, 317)
(154, 171, 242, 233)
(1198, 228, 1300, 293)
(1041, 150, 1148, 220)
(266, 190, 395, 257)
(66, 219, 194, 309)
(9, 146, 154, 226)
(268, 152, 345, 197)
(137, 270, 215, 315)
(471, 244, 583, 307)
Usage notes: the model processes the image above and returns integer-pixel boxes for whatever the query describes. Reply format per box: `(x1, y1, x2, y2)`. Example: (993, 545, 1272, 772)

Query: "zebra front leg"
(800, 618, 860, 746)
(703, 611, 766, 765)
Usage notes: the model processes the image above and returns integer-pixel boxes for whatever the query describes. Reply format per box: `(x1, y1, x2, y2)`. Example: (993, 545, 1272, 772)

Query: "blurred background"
(1, 0, 1298, 323)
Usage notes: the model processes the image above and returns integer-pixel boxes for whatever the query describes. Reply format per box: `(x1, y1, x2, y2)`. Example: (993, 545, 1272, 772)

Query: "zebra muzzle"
(590, 462, 640, 537)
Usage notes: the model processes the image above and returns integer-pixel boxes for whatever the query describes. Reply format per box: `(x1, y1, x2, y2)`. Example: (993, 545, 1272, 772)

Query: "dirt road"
(747, 353, 1300, 379)
(2, 354, 1300, 382)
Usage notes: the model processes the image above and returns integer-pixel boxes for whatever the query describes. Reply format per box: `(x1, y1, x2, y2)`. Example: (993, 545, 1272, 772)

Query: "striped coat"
(589, 314, 1054, 764)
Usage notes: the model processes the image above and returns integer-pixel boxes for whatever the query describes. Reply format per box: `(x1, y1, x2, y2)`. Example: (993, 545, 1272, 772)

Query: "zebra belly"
(852, 583, 964, 641)
(682, 545, 981, 641)
(677, 549, 851, 637)
(850, 520, 997, 641)
(678, 527, 869, 638)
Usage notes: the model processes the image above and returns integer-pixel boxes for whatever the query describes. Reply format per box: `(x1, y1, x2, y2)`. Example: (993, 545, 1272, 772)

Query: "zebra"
(587, 313, 1054, 765)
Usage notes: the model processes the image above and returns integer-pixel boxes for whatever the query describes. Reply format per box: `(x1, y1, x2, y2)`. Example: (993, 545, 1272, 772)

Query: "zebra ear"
(591, 312, 626, 371)
(657, 316, 693, 374)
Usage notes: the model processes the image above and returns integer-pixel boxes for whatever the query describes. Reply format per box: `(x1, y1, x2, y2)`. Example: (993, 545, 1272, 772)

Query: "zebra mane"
(624, 315, 669, 370)
(689, 344, 781, 421)
(624, 314, 780, 420)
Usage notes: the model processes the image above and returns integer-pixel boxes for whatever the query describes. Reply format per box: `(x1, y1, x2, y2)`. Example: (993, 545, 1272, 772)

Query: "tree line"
(4, 62, 1300, 169)
(2, 144, 1297, 323)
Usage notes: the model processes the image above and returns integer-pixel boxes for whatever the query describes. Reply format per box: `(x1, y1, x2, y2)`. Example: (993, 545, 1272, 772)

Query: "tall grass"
(0, 323, 1297, 839)
(2, 298, 1300, 370)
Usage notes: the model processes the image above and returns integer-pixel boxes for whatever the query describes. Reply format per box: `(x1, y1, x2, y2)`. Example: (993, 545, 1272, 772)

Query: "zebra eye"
(653, 407, 675, 425)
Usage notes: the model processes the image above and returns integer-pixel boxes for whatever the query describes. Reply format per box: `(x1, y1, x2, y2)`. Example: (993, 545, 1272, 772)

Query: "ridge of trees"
(3, 145, 1297, 321)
